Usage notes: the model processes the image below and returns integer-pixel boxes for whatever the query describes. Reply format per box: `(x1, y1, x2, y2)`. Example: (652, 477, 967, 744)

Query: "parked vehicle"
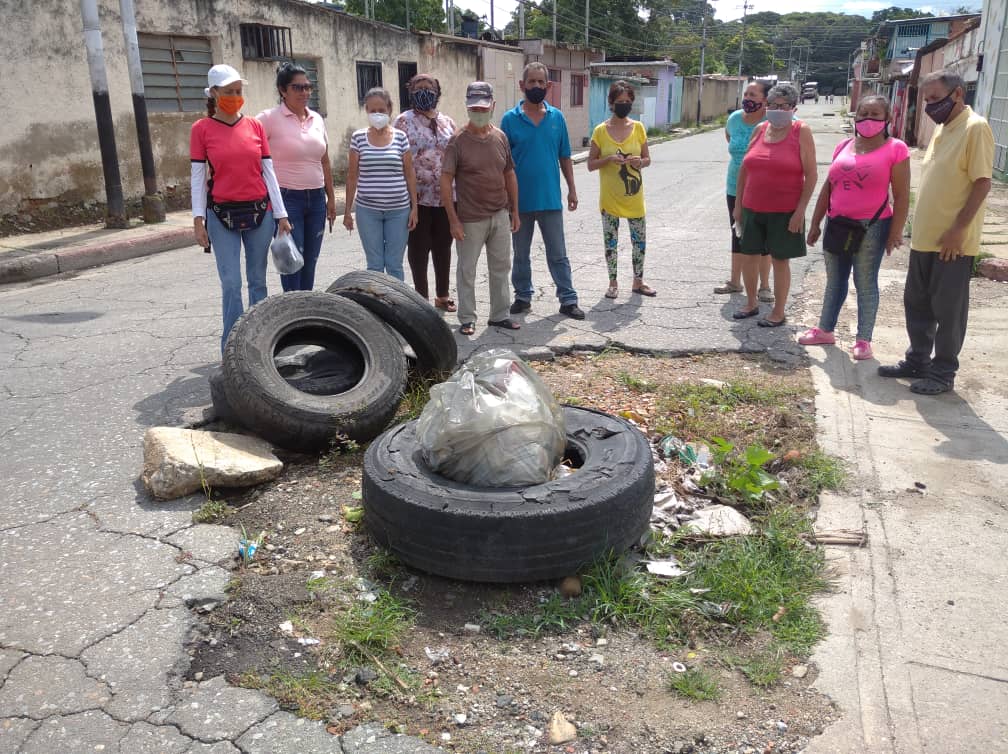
(801, 82, 819, 103)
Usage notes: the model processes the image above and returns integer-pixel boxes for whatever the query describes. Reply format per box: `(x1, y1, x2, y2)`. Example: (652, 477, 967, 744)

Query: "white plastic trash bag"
(416, 348, 566, 487)
(270, 233, 304, 275)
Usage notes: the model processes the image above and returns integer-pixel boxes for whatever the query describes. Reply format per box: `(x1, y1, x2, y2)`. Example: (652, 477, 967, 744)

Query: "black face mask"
(613, 102, 632, 119)
(924, 92, 957, 125)
(741, 99, 763, 114)
(524, 86, 547, 104)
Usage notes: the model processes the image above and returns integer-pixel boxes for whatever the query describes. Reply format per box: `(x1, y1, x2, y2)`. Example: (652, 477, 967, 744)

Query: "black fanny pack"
(209, 196, 269, 231)
(823, 197, 888, 256)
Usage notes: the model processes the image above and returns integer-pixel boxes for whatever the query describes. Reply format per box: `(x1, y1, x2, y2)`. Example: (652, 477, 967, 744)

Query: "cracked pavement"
(0, 106, 848, 752)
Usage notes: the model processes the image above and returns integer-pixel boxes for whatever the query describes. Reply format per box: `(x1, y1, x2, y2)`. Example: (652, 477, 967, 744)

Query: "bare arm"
(733, 163, 747, 224)
(504, 168, 520, 233)
(343, 150, 359, 231)
(789, 124, 818, 233)
(322, 148, 336, 227)
(403, 150, 419, 230)
(586, 141, 610, 172)
(560, 157, 578, 211)
(806, 180, 831, 246)
(440, 171, 463, 241)
(938, 177, 992, 261)
(887, 158, 911, 253)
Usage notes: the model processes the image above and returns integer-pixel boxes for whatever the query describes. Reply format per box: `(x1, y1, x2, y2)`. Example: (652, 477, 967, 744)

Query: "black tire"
(222, 291, 407, 451)
(326, 271, 457, 376)
(362, 406, 655, 583)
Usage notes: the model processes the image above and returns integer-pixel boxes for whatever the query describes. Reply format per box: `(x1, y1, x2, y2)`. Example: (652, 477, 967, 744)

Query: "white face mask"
(368, 112, 390, 129)
(468, 110, 492, 128)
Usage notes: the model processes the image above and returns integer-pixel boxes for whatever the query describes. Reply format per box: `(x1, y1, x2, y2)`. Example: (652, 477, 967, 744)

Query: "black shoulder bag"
(822, 196, 888, 255)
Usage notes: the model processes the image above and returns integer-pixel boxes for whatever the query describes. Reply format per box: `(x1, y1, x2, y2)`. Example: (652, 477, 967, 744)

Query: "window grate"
(292, 58, 323, 115)
(356, 62, 383, 103)
(569, 73, 585, 106)
(138, 33, 212, 113)
(398, 61, 418, 112)
(240, 23, 293, 61)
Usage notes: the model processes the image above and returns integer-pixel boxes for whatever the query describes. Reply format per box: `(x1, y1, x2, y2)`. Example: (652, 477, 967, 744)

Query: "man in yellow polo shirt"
(878, 69, 995, 395)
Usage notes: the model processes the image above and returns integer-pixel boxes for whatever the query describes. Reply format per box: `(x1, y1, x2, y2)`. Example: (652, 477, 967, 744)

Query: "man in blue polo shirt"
(500, 62, 584, 320)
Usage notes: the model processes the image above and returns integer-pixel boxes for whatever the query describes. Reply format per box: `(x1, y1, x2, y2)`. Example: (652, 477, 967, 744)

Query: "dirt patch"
(189, 352, 840, 754)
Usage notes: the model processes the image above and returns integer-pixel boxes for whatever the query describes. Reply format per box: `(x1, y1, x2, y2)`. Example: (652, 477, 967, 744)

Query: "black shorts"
(727, 194, 740, 254)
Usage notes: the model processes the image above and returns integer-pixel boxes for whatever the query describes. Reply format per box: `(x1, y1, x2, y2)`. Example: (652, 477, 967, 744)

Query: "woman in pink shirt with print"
(801, 95, 910, 360)
(257, 63, 337, 291)
(732, 83, 817, 327)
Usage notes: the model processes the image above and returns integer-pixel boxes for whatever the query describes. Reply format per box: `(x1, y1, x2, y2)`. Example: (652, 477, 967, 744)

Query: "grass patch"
(972, 250, 995, 277)
(398, 374, 443, 421)
(365, 548, 401, 580)
(329, 589, 416, 659)
(791, 450, 847, 498)
(318, 433, 361, 468)
(616, 372, 657, 392)
(667, 668, 720, 701)
(192, 499, 233, 524)
(483, 592, 590, 639)
(238, 671, 341, 720)
(726, 646, 786, 687)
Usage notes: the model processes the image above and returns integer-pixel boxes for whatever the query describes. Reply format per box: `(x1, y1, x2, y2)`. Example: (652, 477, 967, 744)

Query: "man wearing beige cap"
(440, 82, 521, 336)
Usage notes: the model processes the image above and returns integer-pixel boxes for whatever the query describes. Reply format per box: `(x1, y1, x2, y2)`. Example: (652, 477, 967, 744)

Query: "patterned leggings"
(602, 210, 647, 279)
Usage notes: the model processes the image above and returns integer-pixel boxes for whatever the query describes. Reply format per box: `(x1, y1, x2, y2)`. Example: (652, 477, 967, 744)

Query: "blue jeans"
(511, 210, 578, 305)
(818, 217, 891, 342)
(279, 187, 327, 292)
(206, 208, 274, 354)
(355, 204, 409, 281)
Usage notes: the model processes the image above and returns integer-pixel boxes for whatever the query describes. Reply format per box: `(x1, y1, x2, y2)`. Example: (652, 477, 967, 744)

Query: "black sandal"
(733, 307, 760, 320)
(909, 377, 952, 395)
(488, 318, 521, 330)
(757, 316, 786, 328)
(459, 322, 475, 336)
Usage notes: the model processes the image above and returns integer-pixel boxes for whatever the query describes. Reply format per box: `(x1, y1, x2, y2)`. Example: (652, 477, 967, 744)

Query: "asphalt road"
(0, 102, 849, 752)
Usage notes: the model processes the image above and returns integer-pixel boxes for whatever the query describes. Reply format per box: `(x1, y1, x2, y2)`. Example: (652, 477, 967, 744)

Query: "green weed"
(655, 380, 805, 442)
(319, 433, 360, 467)
(702, 437, 779, 506)
(616, 372, 657, 392)
(192, 499, 233, 524)
(238, 671, 341, 720)
(399, 375, 441, 421)
(667, 668, 720, 701)
(792, 450, 847, 498)
(726, 647, 785, 687)
(330, 590, 416, 658)
(482, 592, 590, 639)
(972, 250, 995, 277)
(365, 548, 401, 580)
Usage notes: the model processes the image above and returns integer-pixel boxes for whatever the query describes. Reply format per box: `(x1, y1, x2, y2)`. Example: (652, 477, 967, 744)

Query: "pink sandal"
(798, 327, 835, 346)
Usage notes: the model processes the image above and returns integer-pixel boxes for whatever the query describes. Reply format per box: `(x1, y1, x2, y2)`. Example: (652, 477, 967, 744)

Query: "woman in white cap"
(191, 64, 291, 353)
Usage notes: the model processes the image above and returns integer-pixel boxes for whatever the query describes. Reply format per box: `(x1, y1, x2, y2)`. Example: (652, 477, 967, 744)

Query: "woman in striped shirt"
(343, 87, 418, 280)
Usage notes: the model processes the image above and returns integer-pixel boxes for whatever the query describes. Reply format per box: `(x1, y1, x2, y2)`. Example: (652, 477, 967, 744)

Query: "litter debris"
(644, 558, 689, 578)
(671, 662, 687, 673)
(309, 570, 326, 580)
(342, 505, 364, 523)
(297, 637, 320, 646)
(278, 621, 294, 635)
(804, 528, 867, 546)
(463, 623, 482, 634)
(681, 505, 753, 537)
(699, 378, 728, 389)
(425, 646, 450, 665)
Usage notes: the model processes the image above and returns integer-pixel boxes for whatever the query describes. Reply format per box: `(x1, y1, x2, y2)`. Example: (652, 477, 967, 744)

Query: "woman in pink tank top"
(800, 95, 910, 360)
(732, 83, 818, 326)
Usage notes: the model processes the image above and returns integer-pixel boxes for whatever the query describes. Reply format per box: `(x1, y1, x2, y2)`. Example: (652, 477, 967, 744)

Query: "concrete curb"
(0, 226, 195, 284)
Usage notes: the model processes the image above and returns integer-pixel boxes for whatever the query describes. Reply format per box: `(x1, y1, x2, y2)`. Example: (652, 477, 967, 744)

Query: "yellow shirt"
(911, 106, 995, 256)
(591, 120, 647, 218)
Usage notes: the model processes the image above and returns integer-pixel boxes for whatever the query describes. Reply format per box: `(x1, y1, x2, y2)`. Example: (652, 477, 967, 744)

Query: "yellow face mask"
(216, 95, 244, 115)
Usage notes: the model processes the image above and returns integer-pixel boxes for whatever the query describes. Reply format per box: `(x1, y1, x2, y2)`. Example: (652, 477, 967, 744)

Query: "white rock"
(682, 504, 753, 537)
(453, 713, 467, 725)
(142, 427, 282, 500)
(547, 710, 578, 744)
(792, 664, 809, 679)
(463, 623, 482, 634)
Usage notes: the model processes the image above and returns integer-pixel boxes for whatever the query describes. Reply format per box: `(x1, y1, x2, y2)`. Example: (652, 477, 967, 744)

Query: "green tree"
(870, 7, 934, 24)
(344, 0, 446, 31)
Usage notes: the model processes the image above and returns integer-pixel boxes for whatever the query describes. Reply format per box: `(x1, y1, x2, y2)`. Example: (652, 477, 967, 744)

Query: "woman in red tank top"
(732, 83, 818, 326)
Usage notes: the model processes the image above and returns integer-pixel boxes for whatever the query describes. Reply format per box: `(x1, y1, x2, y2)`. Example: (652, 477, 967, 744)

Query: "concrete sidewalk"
(798, 168, 1008, 752)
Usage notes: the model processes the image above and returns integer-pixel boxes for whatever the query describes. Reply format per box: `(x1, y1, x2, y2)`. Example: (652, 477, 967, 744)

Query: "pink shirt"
(827, 137, 909, 220)
(256, 103, 328, 190)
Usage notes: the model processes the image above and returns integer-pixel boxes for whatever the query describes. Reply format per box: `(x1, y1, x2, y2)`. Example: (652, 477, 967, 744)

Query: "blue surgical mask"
(766, 110, 792, 128)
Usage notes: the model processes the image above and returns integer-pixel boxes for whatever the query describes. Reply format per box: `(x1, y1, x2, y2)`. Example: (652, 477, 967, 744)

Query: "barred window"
(240, 23, 293, 61)
(293, 58, 323, 115)
(356, 61, 383, 103)
(137, 34, 212, 113)
(570, 73, 585, 106)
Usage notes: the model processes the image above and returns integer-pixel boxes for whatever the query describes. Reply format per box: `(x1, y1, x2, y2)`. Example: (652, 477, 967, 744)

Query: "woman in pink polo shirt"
(733, 83, 817, 327)
(801, 95, 910, 360)
(257, 63, 337, 291)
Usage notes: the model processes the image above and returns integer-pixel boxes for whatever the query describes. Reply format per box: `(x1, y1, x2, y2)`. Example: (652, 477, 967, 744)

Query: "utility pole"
(120, 0, 164, 223)
(80, 0, 127, 228)
(697, 5, 707, 126)
(520, 0, 525, 37)
(736, 0, 752, 109)
(553, 0, 557, 43)
(406, 0, 411, 30)
(585, 0, 589, 46)
(489, 0, 493, 35)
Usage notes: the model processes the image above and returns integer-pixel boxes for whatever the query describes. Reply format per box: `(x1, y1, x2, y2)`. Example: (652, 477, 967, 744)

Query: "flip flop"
(757, 317, 786, 327)
(909, 377, 952, 395)
(435, 297, 457, 312)
(459, 322, 475, 336)
(632, 284, 657, 297)
(733, 307, 760, 319)
(488, 318, 521, 330)
(714, 281, 744, 294)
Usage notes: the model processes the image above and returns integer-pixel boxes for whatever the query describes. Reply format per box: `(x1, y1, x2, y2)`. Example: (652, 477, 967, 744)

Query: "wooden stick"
(348, 641, 410, 692)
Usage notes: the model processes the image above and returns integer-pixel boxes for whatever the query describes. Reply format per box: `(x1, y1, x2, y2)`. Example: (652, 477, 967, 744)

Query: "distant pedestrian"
(500, 62, 584, 320)
(877, 69, 995, 394)
(191, 64, 291, 353)
(343, 87, 418, 280)
(733, 82, 817, 326)
(587, 80, 656, 299)
(394, 74, 458, 311)
(802, 95, 910, 360)
(717, 79, 773, 302)
(256, 63, 336, 292)
(440, 82, 521, 336)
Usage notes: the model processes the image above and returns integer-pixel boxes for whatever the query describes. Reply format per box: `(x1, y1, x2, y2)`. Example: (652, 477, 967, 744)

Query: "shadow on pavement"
(133, 364, 217, 428)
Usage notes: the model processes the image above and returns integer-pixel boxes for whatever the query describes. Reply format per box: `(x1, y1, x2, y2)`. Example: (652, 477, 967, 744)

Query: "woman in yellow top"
(587, 80, 654, 298)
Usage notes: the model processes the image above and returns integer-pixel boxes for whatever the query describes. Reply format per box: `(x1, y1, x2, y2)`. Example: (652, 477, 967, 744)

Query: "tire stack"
(210, 271, 457, 452)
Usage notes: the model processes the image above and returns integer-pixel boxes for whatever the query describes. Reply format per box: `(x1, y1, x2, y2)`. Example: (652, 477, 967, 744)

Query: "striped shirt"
(350, 128, 411, 210)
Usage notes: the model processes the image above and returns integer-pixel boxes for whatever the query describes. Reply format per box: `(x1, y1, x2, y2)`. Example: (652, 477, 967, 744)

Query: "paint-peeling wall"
(0, 0, 522, 216)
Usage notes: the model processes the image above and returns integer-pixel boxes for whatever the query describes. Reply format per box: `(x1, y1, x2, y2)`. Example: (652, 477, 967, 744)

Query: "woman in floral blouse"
(394, 74, 458, 311)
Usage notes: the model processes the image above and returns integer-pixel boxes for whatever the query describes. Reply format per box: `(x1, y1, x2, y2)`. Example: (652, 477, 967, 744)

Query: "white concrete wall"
(976, 0, 1007, 118)
(0, 0, 523, 215)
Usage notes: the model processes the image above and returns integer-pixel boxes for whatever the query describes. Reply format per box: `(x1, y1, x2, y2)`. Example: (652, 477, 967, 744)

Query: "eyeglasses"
(766, 102, 794, 110)
(289, 83, 313, 93)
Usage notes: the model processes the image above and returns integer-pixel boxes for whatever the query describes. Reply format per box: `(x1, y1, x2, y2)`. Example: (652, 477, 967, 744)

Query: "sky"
(459, 0, 978, 32)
